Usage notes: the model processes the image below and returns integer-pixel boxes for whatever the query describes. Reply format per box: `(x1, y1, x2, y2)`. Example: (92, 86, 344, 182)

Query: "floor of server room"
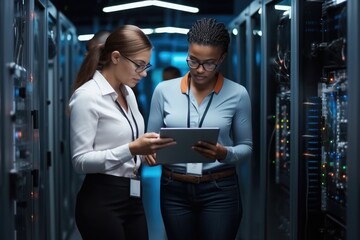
(69, 165, 167, 240)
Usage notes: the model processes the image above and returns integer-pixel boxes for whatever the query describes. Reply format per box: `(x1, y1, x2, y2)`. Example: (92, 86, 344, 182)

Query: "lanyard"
(186, 80, 215, 128)
(114, 100, 139, 163)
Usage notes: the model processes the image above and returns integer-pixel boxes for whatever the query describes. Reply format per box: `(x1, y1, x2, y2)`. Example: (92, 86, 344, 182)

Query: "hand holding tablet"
(156, 127, 220, 164)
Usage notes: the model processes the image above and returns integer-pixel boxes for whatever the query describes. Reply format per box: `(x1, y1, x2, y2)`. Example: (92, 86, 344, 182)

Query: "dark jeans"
(160, 173, 242, 240)
(75, 174, 148, 240)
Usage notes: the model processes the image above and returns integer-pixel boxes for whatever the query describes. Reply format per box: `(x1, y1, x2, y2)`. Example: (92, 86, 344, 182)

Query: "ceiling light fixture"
(103, 0, 199, 13)
(154, 27, 189, 34)
(78, 34, 95, 41)
(140, 28, 155, 35)
(274, 5, 291, 11)
(78, 27, 189, 41)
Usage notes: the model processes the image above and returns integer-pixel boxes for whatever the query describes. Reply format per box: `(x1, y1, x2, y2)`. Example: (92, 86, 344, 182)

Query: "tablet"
(156, 127, 220, 164)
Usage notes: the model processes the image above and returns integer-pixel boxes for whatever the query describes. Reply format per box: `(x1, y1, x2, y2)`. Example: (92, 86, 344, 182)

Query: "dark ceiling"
(50, 0, 244, 35)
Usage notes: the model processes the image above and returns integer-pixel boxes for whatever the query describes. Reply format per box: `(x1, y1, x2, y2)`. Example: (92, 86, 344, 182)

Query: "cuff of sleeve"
(139, 155, 146, 163)
(105, 144, 133, 165)
(220, 147, 233, 163)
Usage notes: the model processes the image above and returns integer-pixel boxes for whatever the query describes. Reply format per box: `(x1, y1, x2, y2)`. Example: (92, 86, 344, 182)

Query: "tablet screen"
(156, 127, 220, 164)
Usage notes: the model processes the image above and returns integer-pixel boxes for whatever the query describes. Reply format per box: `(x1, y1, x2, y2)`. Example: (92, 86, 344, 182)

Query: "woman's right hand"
(128, 132, 176, 156)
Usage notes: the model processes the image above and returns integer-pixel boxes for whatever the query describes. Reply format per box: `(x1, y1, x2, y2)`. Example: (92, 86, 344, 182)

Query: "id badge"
(130, 178, 141, 198)
(186, 163, 203, 176)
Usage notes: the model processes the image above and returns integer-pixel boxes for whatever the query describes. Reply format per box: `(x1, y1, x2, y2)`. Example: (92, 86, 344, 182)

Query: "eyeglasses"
(186, 57, 219, 72)
(121, 54, 152, 73)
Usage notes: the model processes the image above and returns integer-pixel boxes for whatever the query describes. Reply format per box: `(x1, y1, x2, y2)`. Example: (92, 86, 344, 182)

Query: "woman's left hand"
(192, 142, 227, 161)
(144, 154, 158, 166)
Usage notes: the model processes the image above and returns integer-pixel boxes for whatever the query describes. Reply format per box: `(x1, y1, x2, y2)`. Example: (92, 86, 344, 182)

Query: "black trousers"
(75, 174, 148, 240)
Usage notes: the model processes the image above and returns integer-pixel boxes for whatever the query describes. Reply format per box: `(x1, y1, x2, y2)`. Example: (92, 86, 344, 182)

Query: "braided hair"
(187, 18, 230, 53)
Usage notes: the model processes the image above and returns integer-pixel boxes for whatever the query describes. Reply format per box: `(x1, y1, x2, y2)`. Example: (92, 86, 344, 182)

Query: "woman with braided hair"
(145, 18, 253, 240)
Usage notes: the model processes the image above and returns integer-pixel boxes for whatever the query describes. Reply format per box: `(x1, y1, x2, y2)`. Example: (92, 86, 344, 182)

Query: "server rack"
(260, 0, 347, 239)
(261, 1, 293, 239)
(228, 9, 250, 240)
(0, 0, 16, 238)
(0, 1, 80, 239)
(228, 1, 262, 239)
(346, 0, 360, 239)
(227, 0, 359, 239)
(33, 1, 49, 239)
(47, 4, 80, 239)
(235, 11, 250, 240)
(246, 4, 262, 239)
(45, 4, 58, 239)
(0, 0, 44, 238)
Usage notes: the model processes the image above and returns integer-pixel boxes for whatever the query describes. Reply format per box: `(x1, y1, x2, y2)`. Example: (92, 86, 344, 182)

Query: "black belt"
(162, 167, 236, 184)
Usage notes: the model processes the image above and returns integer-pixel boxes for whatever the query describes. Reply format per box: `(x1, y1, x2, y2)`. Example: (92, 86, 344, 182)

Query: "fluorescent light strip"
(141, 28, 155, 35)
(78, 27, 189, 41)
(274, 5, 291, 11)
(336, 0, 346, 4)
(103, 1, 153, 12)
(78, 34, 94, 41)
(152, 1, 198, 13)
(103, 0, 199, 13)
(283, 10, 290, 16)
(154, 27, 189, 34)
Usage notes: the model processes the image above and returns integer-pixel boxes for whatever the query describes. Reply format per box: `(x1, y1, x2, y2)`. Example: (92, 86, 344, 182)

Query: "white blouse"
(69, 71, 144, 178)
